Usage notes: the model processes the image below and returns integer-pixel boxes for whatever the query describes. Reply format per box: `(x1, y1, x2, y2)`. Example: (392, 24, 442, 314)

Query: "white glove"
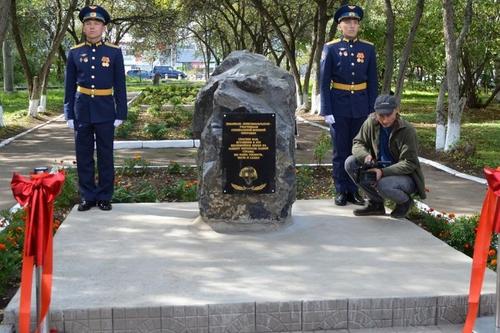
(323, 115, 335, 125)
(114, 119, 123, 128)
(66, 119, 74, 129)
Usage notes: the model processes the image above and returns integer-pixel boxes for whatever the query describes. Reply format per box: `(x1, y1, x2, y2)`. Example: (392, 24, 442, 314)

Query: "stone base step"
(4, 200, 496, 333)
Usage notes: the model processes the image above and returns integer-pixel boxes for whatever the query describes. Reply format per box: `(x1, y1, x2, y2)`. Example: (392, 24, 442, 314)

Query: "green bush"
(147, 104, 163, 117)
(115, 122, 133, 138)
(447, 215, 485, 257)
(140, 84, 201, 106)
(409, 209, 497, 269)
(119, 156, 151, 177)
(0, 209, 25, 295)
(167, 162, 182, 175)
(113, 186, 134, 203)
(296, 166, 314, 199)
(54, 168, 79, 211)
(143, 123, 169, 139)
(313, 132, 332, 165)
(161, 179, 197, 202)
(115, 106, 140, 139)
(113, 181, 157, 203)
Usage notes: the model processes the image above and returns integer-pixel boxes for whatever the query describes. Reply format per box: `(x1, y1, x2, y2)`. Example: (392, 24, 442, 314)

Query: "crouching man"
(344, 95, 426, 218)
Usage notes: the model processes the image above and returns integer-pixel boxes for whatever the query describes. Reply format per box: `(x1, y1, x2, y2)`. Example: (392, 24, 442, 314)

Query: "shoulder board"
(105, 42, 120, 49)
(326, 38, 341, 45)
(70, 42, 85, 50)
(359, 39, 374, 45)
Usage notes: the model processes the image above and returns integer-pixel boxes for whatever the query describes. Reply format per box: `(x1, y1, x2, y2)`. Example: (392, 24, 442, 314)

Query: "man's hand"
(368, 168, 383, 181)
(323, 115, 335, 125)
(364, 155, 373, 164)
(113, 119, 123, 128)
(66, 120, 74, 129)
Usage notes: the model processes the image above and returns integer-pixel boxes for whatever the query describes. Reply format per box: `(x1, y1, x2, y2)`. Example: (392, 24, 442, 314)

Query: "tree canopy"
(0, 0, 498, 119)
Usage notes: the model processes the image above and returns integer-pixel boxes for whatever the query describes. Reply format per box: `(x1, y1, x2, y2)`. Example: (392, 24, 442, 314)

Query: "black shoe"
(391, 199, 413, 218)
(335, 192, 348, 206)
(77, 200, 96, 211)
(346, 192, 365, 205)
(97, 200, 112, 211)
(353, 201, 386, 216)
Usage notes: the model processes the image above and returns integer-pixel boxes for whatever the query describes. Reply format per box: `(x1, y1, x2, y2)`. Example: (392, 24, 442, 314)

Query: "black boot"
(390, 199, 413, 218)
(353, 201, 385, 216)
(97, 200, 112, 211)
(335, 192, 348, 206)
(78, 200, 96, 211)
(347, 191, 365, 205)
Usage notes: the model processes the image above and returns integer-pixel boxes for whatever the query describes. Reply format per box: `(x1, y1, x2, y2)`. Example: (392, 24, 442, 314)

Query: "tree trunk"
(57, 44, 67, 81)
(435, 78, 447, 151)
(251, 0, 303, 108)
(394, 0, 424, 100)
(28, 76, 40, 117)
(3, 39, 15, 92)
(442, 0, 463, 151)
(301, 7, 320, 112)
(0, 0, 10, 46)
(480, 85, 500, 108)
(39, 79, 49, 113)
(461, 49, 491, 108)
(15, 0, 77, 114)
(461, 50, 480, 108)
(435, 0, 472, 151)
(310, 0, 328, 114)
(204, 39, 211, 81)
(496, 56, 500, 102)
(327, 0, 348, 41)
(381, 0, 395, 94)
(0, 104, 4, 127)
(11, 0, 33, 95)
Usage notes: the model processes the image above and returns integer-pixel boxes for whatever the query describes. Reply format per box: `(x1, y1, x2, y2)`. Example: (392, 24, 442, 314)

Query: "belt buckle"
(91, 88, 95, 98)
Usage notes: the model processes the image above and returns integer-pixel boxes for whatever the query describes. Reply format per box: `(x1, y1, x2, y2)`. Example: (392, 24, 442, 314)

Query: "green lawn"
(0, 88, 65, 115)
(400, 90, 500, 170)
(0, 89, 65, 139)
(1, 87, 498, 170)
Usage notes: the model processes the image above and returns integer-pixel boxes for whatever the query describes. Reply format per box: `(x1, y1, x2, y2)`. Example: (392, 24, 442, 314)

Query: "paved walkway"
(0, 105, 494, 332)
(4, 201, 496, 332)
(0, 111, 489, 215)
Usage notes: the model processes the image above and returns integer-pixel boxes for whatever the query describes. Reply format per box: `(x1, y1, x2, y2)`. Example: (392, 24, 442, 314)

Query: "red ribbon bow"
(463, 167, 500, 332)
(11, 171, 65, 333)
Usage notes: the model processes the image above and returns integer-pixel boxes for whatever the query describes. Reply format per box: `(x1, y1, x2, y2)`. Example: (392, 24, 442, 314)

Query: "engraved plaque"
(222, 113, 276, 194)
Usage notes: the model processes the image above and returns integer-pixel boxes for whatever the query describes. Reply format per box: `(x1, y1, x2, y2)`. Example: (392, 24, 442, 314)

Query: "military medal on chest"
(80, 53, 88, 63)
(356, 52, 365, 63)
(339, 47, 346, 56)
(101, 56, 110, 67)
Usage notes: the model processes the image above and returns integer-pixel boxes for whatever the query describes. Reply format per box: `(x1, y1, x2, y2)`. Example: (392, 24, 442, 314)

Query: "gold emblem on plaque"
(230, 166, 267, 191)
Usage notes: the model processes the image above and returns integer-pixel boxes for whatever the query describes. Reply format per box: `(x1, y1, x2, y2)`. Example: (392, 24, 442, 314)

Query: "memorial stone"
(193, 50, 296, 231)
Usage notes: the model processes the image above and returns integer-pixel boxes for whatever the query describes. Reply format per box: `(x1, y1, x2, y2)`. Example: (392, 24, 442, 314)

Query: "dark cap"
(79, 5, 111, 25)
(334, 5, 364, 24)
(374, 95, 398, 115)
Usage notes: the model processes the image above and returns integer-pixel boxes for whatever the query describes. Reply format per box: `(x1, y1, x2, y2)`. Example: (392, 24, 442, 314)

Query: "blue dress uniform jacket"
(320, 37, 377, 118)
(319, 37, 378, 195)
(63, 40, 127, 203)
(64, 41, 127, 123)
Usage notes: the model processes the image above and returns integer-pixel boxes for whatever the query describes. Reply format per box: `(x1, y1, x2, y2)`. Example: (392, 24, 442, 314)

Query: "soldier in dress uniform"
(320, 4, 378, 206)
(64, 5, 127, 211)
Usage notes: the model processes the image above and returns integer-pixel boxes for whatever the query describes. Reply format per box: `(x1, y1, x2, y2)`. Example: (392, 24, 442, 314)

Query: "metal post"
(33, 167, 50, 333)
(497, 225, 500, 328)
(36, 266, 49, 333)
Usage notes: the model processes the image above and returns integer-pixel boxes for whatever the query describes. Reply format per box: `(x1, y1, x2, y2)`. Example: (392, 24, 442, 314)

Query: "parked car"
(152, 66, 187, 79)
(126, 69, 152, 79)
